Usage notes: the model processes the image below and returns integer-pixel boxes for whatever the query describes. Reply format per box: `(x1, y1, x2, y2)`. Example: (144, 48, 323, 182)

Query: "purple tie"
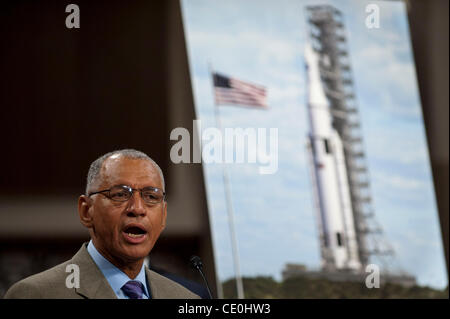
(121, 280, 145, 299)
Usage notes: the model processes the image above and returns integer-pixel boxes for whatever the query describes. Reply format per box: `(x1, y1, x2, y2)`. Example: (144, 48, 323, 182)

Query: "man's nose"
(125, 191, 147, 217)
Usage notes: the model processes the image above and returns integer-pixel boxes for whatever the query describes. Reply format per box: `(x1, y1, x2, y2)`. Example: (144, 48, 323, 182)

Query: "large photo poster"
(180, 0, 447, 298)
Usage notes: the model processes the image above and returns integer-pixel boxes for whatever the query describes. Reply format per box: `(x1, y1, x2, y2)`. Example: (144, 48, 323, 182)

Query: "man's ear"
(161, 201, 167, 230)
(78, 195, 94, 229)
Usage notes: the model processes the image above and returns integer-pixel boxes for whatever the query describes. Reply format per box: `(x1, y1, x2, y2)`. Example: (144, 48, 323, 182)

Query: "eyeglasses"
(88, 185, 165, 204)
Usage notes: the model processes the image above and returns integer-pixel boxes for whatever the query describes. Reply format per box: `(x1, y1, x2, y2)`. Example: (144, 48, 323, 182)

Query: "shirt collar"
(87, 240, 149, 298)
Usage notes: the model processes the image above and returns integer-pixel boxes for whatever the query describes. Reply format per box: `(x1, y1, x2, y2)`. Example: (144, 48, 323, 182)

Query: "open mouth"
(123, 224, 147, 238)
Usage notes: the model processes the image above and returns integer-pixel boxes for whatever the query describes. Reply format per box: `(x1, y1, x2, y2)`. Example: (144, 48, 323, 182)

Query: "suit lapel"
(71, 243, 117, 299)
(145, 267, 157, 298)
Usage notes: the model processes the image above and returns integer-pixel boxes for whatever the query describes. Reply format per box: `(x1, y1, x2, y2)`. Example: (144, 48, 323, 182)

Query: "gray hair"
(85, 149, 165, 195)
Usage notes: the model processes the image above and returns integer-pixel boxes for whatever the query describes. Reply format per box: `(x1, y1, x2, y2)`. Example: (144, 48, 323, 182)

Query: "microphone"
(189, 255, 213, 299)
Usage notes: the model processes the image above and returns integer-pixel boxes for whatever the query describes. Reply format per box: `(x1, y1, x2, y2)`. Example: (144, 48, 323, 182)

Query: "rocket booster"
(305, 45, 361, 271)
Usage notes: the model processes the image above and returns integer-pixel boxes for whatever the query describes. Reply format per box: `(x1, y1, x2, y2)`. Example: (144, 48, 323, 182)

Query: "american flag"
(213, 72, 268, 109)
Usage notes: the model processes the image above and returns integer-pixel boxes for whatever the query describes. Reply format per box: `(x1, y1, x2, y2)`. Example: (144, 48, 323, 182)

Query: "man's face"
(80, 155, 167, 265)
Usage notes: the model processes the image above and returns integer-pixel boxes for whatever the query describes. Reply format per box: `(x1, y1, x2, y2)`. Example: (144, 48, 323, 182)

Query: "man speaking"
(5, 149, 200, 299)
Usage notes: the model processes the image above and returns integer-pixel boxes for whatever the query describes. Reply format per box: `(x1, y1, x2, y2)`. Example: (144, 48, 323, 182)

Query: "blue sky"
(180, 0, 447, 290)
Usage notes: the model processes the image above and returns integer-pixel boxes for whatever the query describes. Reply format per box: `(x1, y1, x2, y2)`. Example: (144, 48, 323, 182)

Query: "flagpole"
(209, 63, 245, 299)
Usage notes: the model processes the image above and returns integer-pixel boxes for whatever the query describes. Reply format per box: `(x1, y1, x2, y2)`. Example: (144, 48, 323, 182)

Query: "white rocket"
(304, 45, 362, 271)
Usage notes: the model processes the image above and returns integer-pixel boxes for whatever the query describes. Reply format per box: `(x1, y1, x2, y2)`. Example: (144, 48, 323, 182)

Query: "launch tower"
(306, 5, 394, 272)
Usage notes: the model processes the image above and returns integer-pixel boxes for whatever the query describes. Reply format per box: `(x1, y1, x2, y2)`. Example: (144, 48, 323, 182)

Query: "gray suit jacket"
(4, 243, 200, 299)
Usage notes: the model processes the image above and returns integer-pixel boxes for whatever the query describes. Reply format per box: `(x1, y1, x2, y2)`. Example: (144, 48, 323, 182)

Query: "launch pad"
(281, 263, 417, 288)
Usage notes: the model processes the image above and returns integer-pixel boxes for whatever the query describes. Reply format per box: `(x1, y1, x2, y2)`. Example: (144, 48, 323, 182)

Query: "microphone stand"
(190, 256, 213, 299)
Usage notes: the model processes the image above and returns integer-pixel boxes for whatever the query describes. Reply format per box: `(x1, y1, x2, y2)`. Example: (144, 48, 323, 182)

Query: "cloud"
(373, 171, 429, 192)
(365, 129, 429, 166)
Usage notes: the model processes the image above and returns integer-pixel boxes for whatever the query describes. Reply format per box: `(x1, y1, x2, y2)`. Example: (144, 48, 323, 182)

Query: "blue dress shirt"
(87, 240, 150, 299)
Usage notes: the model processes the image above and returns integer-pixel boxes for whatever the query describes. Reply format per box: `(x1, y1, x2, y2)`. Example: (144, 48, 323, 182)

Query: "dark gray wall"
(0, 0, 217, 298)
(408, 0, 449, 277)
